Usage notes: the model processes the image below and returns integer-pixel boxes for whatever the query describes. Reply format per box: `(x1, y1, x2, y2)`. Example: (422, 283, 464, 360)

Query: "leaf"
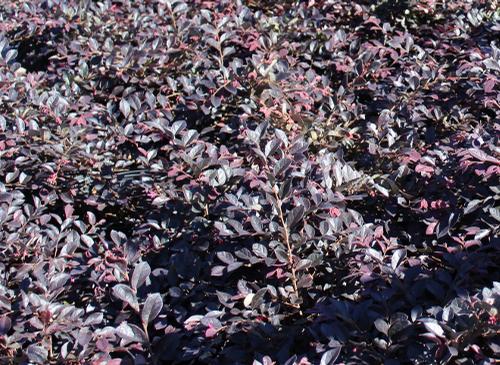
(112, 284, 139, 312)
(116, 322, 148, 343)
(391, 249, 406, 270)
(320, 347, 341, 365)
(243, 293, 254, 308)
(182, 130, 198, 146)
(255, 122, 269, 138)
(467, 148, 497, 163)
(142, 293, 163, 324)
(205, 324, 218, 338)
(173, 2, 187, 13)
(374, 183, 389, 197)
(119, 98, 131, 118)
(79, 61, 89, 78)
(388, 318, 411, 337)
(64, 204, 74, 218)
(436, 213, 457, 239)
(4, 49, 18, 64)
(110, 230, 127, 245)
(170, 120, 186, 136)
(250, 215, 263, 233)
(131, 262, 151, 290)
(84, 312, 104, 326)
(274, 158, 292, 176)
(411, 306, 422, 322)
(214, 221, 233, 236)
(423, 321, 444, 337)
(211, 94, 221, 108)
(217, 251, 235, 264)
(490, 207, 500, 222)
(374, 318, 389, 335)
(474, 229, 490, 241)
(81, 234, 94, 247)
(235, 248, 252, 261)
(73, 329, 91, 349)
(275, 129, 289, 146)
(464, 199, 482, 215)
(250, 288, 267, 309)
(19, 172, 30, 184)
(6, 170, 19, 184)
(206, 38, 219, 50)
(27, 345, 48, 364)
(264, 139, 281, 157)
(297, 273, 313, 288)
(0, 316, 11, 336)
(275, 248, 289, 263)
(227, 219, 248, 235)
(252, 243, 268, 258)
(279, 178, 292, 199)
(211, 266, 225, 276)
(484, 79, 496, 93)
(227, 262, 243, 272)
(426, 221, 438, 235)
(286, 205, 305, 229)
(223, 46, 235, 57)
(484, 58, 500, 71)
(49, 273, 70, 291)
(295, 259, 312, 271)
(367, 248, 383, 262)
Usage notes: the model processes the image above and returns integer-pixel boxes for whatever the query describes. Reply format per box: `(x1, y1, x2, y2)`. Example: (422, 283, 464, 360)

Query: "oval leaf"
(141, 293, 163, 324)
(131, 262, 151, 290)
(112, 284, 139, 312)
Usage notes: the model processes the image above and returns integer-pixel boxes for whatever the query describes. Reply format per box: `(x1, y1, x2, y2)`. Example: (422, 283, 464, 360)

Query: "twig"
(273, 186, 300, 299)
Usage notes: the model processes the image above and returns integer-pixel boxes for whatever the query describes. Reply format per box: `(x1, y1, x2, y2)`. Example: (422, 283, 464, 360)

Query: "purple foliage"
(0, 0, 498, 364)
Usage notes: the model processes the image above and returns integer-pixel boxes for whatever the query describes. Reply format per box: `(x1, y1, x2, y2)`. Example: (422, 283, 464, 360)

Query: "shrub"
(0, 0, 498, 364)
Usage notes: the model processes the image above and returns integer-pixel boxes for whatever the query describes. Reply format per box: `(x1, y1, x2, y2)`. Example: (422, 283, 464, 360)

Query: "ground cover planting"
(0, 0, 499, 364)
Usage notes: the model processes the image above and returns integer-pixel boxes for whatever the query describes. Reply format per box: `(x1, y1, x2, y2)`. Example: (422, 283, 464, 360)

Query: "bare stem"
(273, 186, 300, 308)
(260, 145, 302, 312)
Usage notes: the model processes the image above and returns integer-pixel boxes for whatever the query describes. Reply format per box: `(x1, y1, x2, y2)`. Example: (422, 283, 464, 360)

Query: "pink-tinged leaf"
(260, 106, 274, 119)
(426, 221, 438, 235)
(408, 258, 421, 266)
(64, 204, 74, 218)
(297, 357, 312, 365)
(415, 164, 434, 177)
(464, 240, 481, 248)
(430, 200, 448, 209)
(464, 226, 481, 235)
(484, 79, 496, 93)
(249, 179, 261, 189)
(106, 360, 123, 365)
(467, 148, 499, 163)
(365, 16, 381, 27)
(205, 324, 218, 338)
(469, 344, 483, 354)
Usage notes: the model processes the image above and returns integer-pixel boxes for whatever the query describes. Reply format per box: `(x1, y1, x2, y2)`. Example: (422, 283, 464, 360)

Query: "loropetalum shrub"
(0, 0, 499, 364)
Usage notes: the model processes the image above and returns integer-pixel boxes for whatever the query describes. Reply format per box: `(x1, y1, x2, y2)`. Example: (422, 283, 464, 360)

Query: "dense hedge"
(0, 0, 499, 364)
